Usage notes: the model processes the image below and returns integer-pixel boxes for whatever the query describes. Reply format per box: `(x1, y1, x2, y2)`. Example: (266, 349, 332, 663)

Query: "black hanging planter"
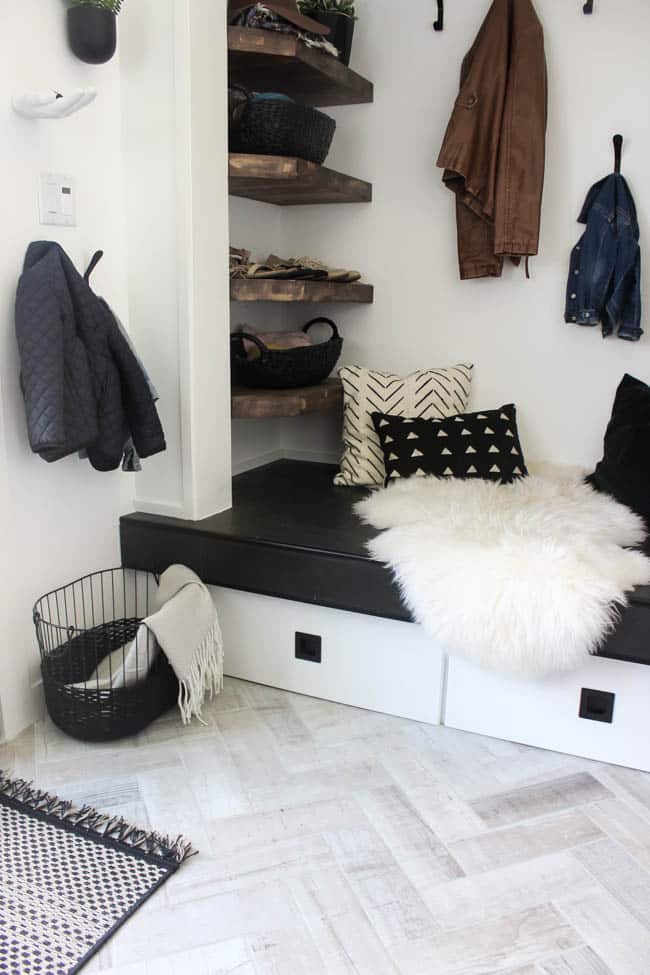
(308, 12, 355, 66)
(67, 6, 117, 64)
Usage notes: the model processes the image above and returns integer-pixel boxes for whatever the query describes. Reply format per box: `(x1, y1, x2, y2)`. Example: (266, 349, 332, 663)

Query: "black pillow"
(588, 374, 650, 522)
(372, 404, 527, 485)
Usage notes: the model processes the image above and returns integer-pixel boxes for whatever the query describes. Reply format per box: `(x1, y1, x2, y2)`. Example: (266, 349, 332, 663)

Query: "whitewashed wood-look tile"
(587, 798, 650, 872)
(168, 833, 335, 902)
(407, 783, 489, 846)
(215, 708, 289, 792)
(257, 701, 315, 753)
(357, 785, 464, 890)
(208, 796, 368, 856)
(137, 766, 213, 855)
(418, 727, 592, 801)
(35, 715, 136, 763)
(470, 774, 610, 829)
(450, 811, 602, 875)
(326, 826, 438, 946)
(207, 676, 255, 713)
(248, 926, 325, 974)
(596, 765, 650, 817)
(421, 853, 593, 931)
(34, 741, 183, 790)
(0, 726, 36, 779)
(537, 944, 614, 974)
(290, 694, 403, 747)
(573, 837, 650, 931)
(289, 867, 399, 974)
(178, 732, 252, 821)
(108, 882, 306, 966)
(95, 937, 255, 974)
(247, 758, 394, 814)
(56, 774, 150, 831)
(555, 887, 650, 975)
(388, 904, 581, 975)
(7, 678, 650, 974)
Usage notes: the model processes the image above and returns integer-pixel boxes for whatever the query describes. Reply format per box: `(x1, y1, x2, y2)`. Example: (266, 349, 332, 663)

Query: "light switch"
(39, 173, 76, 227)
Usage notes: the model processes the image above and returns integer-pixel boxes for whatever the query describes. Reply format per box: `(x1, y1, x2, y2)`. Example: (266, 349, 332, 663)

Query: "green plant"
(68, 0, 124, 12)
(299, 0, 357, 20)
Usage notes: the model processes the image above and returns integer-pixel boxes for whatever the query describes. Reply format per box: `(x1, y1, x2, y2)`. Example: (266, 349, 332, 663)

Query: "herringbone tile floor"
(3, 678, 650, 974)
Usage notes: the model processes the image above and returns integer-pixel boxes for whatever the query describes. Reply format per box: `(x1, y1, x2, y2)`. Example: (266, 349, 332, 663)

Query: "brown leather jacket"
(437, 0, 547, 280)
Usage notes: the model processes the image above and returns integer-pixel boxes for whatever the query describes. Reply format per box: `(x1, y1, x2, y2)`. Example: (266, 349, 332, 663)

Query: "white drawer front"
(211, 586, 443, 725)
(445, 654, 650, 772)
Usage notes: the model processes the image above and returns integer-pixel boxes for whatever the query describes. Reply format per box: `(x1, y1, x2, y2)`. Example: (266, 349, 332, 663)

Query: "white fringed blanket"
(356, 468, 650, 676)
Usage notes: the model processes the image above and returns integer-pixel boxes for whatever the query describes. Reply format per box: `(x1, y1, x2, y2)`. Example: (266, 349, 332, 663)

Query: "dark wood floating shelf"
(230, 278, 374, 304)
(228, 27, 373, 107)
(232, 379, 343, 420)
(229, 153, 372, 206)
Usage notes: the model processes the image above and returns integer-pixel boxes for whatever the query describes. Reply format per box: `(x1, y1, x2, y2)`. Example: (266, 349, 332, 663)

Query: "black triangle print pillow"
(372, 404, 527, 485)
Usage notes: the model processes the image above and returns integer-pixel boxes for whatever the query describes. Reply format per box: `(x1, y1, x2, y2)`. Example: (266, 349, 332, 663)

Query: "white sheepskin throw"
(355, 467, 650, 676)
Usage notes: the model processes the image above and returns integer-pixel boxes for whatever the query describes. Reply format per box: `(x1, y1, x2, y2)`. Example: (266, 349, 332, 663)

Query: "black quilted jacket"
(15, 242, 166, 470)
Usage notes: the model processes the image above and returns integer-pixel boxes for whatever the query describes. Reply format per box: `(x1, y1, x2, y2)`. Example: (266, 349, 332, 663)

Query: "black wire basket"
(229, 86, 336, 165)
(231, 317, 343, 389)
(33, 568, 179, 743)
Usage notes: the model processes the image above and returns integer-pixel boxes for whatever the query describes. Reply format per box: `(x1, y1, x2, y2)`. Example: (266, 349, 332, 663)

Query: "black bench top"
(121, 460, 408, 621)
(120, 459, 650, 664)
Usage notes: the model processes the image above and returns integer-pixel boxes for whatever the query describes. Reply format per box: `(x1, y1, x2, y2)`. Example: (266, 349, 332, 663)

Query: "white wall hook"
(12, 88, 97, 119)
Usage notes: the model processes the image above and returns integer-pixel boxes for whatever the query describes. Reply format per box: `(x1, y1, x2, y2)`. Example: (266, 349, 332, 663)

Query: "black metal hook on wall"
(583, 0, 594, 13)
(613, 134, 623, 174)
(433, 0, 444, 31)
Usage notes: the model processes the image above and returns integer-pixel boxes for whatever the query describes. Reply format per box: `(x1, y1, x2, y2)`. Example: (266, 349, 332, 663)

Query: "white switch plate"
(39, 173, 76, 227)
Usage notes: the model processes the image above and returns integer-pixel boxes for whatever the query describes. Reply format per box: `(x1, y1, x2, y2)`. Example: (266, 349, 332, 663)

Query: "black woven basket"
(229, 87, 336, 165)
(33, 569, 179, 743)
(231, 318, 343, 390)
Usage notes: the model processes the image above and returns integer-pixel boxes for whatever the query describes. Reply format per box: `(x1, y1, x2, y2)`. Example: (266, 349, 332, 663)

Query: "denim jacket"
(565, 173, 642, 341)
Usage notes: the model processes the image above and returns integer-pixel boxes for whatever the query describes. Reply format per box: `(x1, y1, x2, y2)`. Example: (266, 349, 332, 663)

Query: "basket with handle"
(231, 317, 343, 389)
(33, 568, 179, 742)
(228, 85, 336, 165)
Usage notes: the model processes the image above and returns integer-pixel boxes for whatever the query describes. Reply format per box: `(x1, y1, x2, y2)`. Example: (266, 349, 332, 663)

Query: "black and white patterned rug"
(0, 771, 195, 974)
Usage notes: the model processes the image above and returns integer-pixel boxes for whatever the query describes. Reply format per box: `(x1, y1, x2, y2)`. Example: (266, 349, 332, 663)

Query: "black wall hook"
(613, 134, 623, 174)
(84, 250, 104, 282)
(433, 0, 444, 31)
(583, 0, 594, 13)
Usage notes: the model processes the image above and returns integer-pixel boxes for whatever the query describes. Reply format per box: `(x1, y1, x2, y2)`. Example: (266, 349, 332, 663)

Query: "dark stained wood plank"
(229, 153, 372, 206)
(232, 379, 343, 419)
(228, 27, 373, 107)
(230, 279, 374, 303)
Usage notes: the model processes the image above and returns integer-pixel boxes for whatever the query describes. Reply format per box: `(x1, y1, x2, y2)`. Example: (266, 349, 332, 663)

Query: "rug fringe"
(0, 770, 197, 866)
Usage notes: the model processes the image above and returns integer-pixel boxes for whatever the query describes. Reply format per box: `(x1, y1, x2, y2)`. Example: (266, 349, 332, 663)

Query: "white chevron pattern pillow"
(335, 363, 474, 486)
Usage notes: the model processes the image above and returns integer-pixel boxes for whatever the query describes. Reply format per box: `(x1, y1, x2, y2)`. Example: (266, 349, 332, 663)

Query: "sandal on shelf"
(229, 246, 251, 278)
(268, 254, 361, 283)
(248, 258, 327, 280)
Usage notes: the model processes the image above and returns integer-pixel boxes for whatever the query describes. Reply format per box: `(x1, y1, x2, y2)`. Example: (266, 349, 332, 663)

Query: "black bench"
(120, 459, 650, 665)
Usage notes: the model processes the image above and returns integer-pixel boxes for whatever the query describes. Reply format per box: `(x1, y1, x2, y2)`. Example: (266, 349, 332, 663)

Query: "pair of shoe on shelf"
(229, 246, 361, 282)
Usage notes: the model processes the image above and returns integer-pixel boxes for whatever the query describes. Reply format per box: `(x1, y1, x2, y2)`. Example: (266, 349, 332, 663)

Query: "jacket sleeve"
(493, 2, 547, 258)
(607, 241, 642, 341)
(104, 310, 167, 460)
(15, 270, 66, 456)
(436, 0, 510, 224)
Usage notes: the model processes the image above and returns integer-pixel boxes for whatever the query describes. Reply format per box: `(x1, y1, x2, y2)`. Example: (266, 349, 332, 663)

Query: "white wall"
(122, 0, 232, 519)
(279, 0, 650, 468)
(0, 3, 132, 739)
